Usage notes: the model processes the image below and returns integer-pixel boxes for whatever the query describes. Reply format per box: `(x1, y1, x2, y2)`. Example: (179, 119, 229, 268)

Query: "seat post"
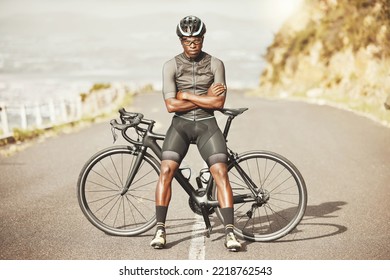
(223, 116, 234, 140)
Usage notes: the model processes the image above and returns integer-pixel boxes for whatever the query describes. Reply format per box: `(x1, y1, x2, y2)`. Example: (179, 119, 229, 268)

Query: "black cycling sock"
(156, 205, 168, 231)
(220, 207, 234, 234)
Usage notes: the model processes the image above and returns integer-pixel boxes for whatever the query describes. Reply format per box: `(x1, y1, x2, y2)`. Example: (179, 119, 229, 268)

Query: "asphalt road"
(1, 90, 390, 260)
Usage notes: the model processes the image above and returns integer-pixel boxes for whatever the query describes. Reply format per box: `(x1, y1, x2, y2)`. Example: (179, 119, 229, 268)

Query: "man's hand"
(176, 90, 188, 100)
(207, 83, 226, 96)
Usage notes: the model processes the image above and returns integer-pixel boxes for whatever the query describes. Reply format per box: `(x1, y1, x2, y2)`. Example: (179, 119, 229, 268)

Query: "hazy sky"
(0, 0, 302, 23)
(0, 0, 303, 90)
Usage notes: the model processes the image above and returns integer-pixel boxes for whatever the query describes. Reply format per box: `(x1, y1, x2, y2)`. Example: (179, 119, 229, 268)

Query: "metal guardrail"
(0, 87, 128, 141)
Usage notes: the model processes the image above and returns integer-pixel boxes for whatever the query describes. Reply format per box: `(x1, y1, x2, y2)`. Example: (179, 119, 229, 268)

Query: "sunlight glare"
(262, 0, 304, 24)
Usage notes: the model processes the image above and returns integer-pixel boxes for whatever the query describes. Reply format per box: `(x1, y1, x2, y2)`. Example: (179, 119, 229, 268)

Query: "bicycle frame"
(113, 109, 259, 235)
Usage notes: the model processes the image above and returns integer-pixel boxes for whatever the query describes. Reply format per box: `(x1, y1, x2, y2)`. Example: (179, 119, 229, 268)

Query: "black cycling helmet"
(176, 15, 206, 37)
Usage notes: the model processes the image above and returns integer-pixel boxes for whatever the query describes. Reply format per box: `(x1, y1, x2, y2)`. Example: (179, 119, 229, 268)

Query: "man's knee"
(160, 161, 179, 180)
(210, 162, 229, 179)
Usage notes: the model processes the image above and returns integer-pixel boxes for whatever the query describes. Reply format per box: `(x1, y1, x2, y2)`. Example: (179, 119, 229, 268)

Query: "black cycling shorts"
(162, 116, 228, 167)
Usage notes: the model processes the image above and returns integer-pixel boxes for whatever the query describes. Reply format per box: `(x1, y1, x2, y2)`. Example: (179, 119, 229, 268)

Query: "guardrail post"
(76, 96, 83, 120)
(20, 104, 27, 129)
(92, 94, 99, 115)
(68, 99, 78, 121)
(60, 100, 68, 123)
(0, 102, 10, 136)
(35, 102, 42, 128)
(49, 99, 56, 124)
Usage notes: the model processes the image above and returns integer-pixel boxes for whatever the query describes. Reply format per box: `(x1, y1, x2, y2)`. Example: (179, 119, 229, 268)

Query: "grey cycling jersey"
(162, 51, 226, 121)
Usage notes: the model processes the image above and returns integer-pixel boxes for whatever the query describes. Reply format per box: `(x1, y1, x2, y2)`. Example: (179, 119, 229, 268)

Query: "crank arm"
(200, 204, 212, 237)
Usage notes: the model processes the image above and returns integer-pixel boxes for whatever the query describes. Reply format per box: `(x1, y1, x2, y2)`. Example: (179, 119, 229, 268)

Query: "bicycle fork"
(120, 147, 146, 196)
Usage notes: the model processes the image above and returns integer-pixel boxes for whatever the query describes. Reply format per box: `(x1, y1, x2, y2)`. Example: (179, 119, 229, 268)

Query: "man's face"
(181, 36, 203, 59)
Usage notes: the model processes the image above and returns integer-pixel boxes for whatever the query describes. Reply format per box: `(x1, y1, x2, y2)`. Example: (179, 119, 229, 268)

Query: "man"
(150, 15, 241, 252)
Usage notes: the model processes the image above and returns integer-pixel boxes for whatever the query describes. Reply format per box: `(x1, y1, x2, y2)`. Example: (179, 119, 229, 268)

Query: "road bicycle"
(77, 107, 307, 242)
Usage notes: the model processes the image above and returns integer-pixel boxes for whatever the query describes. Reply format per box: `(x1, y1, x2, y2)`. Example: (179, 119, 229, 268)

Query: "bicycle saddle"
(219, 108, 248, 117)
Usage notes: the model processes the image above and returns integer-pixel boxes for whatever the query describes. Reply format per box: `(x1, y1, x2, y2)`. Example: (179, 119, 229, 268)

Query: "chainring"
(188, 189, 215, 216)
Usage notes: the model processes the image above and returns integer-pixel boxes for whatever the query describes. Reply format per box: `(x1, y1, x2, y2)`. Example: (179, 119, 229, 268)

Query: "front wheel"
(77, 146, 159, 236)
(212, 151, 307, 242)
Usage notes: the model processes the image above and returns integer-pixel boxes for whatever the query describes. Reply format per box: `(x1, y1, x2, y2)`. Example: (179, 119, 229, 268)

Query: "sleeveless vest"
(174, 52, 215, 120)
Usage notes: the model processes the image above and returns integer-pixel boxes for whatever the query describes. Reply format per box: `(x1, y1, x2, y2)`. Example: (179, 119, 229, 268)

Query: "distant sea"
(0, 1, 279, 104)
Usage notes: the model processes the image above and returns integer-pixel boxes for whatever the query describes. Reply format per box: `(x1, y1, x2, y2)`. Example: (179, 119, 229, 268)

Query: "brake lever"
(110, 121, 118, 143)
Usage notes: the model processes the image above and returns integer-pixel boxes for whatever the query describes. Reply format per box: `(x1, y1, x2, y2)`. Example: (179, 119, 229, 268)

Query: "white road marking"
(188, 214, 206, 260)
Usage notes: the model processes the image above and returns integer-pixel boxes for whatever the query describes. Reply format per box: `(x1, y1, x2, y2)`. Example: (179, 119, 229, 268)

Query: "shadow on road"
(304, 201, 347, 219)
(274, 201, 348, 243)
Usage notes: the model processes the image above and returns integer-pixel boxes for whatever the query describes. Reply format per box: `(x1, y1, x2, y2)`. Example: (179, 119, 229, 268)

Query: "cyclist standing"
(150, 15, 242, 251)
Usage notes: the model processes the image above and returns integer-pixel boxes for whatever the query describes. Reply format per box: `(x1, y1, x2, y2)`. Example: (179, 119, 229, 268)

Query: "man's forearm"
(180, 92, 225, 110)
(164, 97, 198, 113)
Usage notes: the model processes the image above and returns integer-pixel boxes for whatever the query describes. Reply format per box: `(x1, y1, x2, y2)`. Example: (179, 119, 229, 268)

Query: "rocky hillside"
(257, 0, 390, 125)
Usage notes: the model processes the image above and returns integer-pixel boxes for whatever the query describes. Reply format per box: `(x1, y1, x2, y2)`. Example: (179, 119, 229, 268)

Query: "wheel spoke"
(88, 193, 119, 205)
(124, 195, 151, 222)
(91, 169, 120, 189)
(110, 155, 124, 187)
(86, 180, 118, 192)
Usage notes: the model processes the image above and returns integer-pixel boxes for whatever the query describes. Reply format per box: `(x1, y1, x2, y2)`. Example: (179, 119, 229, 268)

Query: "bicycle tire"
(77, 145, 159, 236)
(212, 151, 307, 242)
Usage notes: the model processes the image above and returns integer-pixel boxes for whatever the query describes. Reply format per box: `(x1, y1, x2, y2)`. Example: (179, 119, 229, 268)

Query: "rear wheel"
(77, 146, 159, 236)
(213, 151, 307, 242)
